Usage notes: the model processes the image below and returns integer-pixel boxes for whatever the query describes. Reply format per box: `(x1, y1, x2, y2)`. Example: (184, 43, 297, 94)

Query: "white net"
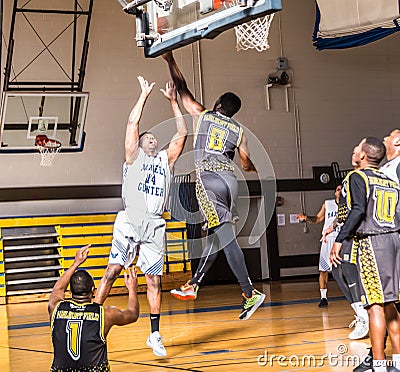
(36, 140, 61, 167)
(234, 13, 274, 52)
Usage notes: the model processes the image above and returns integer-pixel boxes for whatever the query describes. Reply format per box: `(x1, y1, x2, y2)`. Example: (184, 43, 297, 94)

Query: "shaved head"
(352, 137, 386, 168)
(361, 137, 386, 166)
(70, 270, 94, 297)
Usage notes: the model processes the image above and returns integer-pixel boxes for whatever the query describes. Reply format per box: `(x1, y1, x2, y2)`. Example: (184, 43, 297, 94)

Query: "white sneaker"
(146, 331, 167, 357)
(348, 315, 369, 340)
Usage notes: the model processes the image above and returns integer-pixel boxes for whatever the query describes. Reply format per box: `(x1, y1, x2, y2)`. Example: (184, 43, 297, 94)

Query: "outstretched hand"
(74, 244, 90, 266)
(321, 225, 334, 243)
(296, 214, 306, 222)
(160, 81, 177, 101)
(137, 76, 155, 96)
(124, 267, 138, 292)
(330, 242, 342, 267)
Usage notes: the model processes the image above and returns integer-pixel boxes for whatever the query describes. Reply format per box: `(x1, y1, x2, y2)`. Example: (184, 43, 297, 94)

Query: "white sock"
(320, 289, 327, 299)
(351, 302, 368, 320)
(392, 354, 400, 368)
(373, 359, 387, 372)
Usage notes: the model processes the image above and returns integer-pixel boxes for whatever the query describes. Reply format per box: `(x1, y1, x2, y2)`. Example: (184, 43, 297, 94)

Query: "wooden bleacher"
(0, 212, 190, 304)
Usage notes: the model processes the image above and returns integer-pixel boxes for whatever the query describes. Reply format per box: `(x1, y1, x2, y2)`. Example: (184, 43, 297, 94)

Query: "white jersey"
(322, 199, 339, 237)
(380, 156, 400, 184)
(122, 148, 171, 218)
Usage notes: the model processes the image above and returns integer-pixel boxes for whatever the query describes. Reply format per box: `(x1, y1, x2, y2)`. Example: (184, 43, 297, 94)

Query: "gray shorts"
(319, 235, 335, 272)
(357, 232, 400, 306)
(108, 210, 166, 275)
(195, 170, 238, 229)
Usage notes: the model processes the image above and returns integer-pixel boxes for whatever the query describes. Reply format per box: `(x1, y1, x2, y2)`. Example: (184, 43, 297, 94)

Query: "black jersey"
(51, 300, 109, 372)
(194, 110, 243, 171)
(336, 167, 400, 242)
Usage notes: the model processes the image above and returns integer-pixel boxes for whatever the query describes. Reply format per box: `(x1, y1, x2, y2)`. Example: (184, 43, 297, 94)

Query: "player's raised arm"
(125, 76, 155, 164)
(161, 81, 188, 168)
(162, 51, 205, 117)
(48, 245, 90, 317)
(103, 267, 140, 336)
(297, 203, 326, 224)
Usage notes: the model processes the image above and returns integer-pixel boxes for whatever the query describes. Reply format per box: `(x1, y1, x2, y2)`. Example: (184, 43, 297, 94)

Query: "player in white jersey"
(382, 129, 400, 184)
(382, 129, 400, 321)
(95, 77, 187, 357)
(297, 185, 342, 308)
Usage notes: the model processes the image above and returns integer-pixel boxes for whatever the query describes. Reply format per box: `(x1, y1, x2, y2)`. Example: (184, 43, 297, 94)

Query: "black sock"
(150, 313, 160, 333)
(188, 278, 199, 286)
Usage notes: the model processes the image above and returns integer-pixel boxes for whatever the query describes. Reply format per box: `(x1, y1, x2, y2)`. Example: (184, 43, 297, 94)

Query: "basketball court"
(1, 281, 376, 371)
(0, 0, 399, 371)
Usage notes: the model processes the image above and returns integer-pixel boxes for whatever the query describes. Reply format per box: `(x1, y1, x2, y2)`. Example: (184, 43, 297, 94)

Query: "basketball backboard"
(0, 92, 89, 152)
(123, 0, 281, 57)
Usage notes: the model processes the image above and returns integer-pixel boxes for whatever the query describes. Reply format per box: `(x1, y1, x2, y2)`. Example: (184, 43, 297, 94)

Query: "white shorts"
(108, 210, 166, 276)
(319, 235, 336, 272)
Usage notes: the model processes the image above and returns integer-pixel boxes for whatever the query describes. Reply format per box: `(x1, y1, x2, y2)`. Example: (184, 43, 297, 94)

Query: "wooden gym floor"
(0, 279, 385, 371)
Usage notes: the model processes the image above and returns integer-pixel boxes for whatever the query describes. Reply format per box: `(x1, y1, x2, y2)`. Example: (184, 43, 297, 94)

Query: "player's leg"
(332, 261, 369, 341)
(145, 274, 166, 357)
(385, 233, 400, 371)
(318, 271, 329, 308)
(95, 264, 123, 304)
(342, 262, 362, 303)
(95, 211, 134, 304)
(137, 217, 167, 357)
(171, 230, 217, 300)
(145, 273, 161, 320)
(342, 262, 369, 340)
(171, 169, 236, 301)
(357, 234, 399, 371)
(332, 264, 352, 302)
(337, 239, 369, 340)
(207, 171, 264, 319)
(145, 273, 167, 357)
(384, 302, 400, 367)
(368, 304, 387, 372)
(213, 222, 265, 320)
(214, 222, 253, 295)
(170, 170, 225, 299)
(396, 300, 400, 368)
(318, 236, 333, 308)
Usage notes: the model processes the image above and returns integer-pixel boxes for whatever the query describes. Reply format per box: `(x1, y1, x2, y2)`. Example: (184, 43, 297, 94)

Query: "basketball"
(35, 134, 49, 146)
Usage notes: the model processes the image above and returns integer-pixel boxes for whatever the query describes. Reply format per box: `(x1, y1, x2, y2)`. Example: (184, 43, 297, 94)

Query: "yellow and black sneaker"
(239, 289, 266, 320)
(170, 281, 199, 301)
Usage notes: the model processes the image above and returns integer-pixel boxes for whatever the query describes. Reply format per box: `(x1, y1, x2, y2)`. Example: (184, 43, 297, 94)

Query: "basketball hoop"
(154, 0, 173, 11)
(35, 135, 61, 167)
(225, 1, 275, 52)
